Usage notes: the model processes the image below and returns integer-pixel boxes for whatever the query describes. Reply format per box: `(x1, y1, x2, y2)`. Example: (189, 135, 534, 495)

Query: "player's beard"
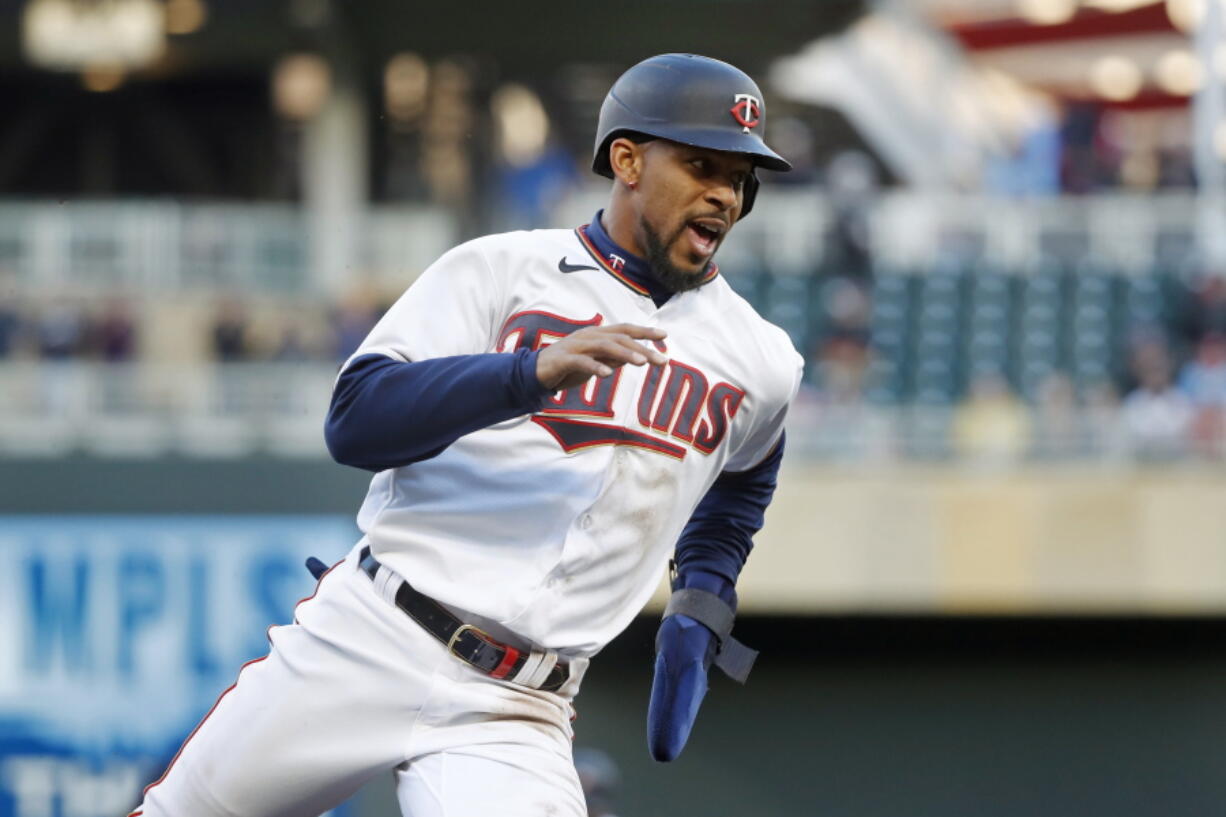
(640, 216, 715, 294)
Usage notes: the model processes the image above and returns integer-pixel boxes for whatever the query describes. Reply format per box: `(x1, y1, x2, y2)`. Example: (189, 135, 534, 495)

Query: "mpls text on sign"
(0, 516, 356, 817)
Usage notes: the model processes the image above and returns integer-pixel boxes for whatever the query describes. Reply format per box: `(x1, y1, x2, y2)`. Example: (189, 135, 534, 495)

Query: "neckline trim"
(574, 212, 720, 302)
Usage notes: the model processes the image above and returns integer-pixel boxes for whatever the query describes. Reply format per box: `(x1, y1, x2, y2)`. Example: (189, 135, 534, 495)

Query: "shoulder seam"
(470, 240, 505, 348)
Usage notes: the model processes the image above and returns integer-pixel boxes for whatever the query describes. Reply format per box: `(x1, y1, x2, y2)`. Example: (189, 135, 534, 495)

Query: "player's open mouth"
(686, 219, 725, 256)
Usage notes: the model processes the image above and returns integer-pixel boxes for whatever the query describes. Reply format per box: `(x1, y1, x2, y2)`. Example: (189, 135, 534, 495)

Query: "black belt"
(359, 546, 569, 692)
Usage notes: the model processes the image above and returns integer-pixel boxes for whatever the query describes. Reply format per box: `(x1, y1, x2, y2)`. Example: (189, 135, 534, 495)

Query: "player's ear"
(608, 137, 644, 190)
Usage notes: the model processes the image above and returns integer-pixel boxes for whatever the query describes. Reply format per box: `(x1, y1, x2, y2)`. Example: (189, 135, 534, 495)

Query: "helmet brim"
(593, 127, 792, 178)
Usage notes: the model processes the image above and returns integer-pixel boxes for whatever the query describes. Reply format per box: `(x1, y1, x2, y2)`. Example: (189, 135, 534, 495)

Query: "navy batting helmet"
(592, 53, 791, 219)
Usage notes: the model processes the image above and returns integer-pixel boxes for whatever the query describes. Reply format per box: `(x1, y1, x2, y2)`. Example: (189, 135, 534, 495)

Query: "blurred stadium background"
(3, 0, 1226, 815)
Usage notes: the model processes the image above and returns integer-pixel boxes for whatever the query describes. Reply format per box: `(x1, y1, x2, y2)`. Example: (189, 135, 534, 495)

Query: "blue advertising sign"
(0, 516, 358, 817)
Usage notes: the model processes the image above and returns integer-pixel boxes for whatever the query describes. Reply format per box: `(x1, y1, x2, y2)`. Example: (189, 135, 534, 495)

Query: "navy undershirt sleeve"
(673, 433, 786, 593)
(325, 350, 551, 472)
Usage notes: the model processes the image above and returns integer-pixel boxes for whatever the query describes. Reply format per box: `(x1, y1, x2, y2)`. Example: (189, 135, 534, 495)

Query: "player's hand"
(648, 613, 716, 762)
(536, 323, 668, 392)
(647, 569, 735, 762)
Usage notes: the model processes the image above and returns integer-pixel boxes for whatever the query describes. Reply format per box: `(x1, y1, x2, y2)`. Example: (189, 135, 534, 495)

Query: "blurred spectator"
(826, 208, 872, 279)
(573, 747, 621, 817)
(332, 292, 382, 363)
(1031, 371, 1081, 459)
(33, 301, 88, 416)
(1177, 275, 1226, 346)
(36, 301, 87, 359)
(211, 298, 250, 362)
(1060, 103, 1121, 193)
(1117, 328, 1170, 397)
(1179, 334, 1226, 405)
(820, 275, 872, 345)
(91, 299, 138, 362)
(495, 143, 579, 229)
(0, 295, 19, 358)
(1082, 378, 1126, 459)
(952, 372, 1031, 464)
(85, 299, 140, 413)
(765, 117, 819, 185)
(811, 274, 871, 406)
(1059, 103, 1098, 194)
(1121, 341, 1191, 460)
(1178, 334, 1226, 456)
(812, 334, 869, 405)
(272, 322, 311, 362)
(985, 113, 1061, 197)
(822, 151, 877, 280)
(1157, 146, 1195, 189)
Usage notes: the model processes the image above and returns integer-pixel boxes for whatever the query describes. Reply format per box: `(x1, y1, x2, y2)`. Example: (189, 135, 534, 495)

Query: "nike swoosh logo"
(558, 257, 599, 273)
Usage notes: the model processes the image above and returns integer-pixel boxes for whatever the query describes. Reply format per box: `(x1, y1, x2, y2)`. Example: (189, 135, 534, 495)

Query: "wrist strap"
(662, 588, 758, 683)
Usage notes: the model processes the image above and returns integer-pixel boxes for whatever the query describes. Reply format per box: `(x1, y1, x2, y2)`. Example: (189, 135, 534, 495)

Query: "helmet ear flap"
(739, 171, 760, 220)
(593, 135, 615, 179)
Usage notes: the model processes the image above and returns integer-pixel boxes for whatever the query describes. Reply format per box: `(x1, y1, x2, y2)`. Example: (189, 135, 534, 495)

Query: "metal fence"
(0, 201, 459, 297)
(0, 361, 1220, 464)
(0, 192, 1208, 299)
(0, 362, 335, 457)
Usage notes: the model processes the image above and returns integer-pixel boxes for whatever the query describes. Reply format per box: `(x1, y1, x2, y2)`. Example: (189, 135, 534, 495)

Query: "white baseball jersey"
(345, 226, 803, 657)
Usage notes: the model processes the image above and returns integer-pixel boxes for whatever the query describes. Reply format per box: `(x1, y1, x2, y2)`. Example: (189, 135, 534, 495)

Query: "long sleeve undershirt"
(325, 350, 550, 472)
(672, 434, 785, 600)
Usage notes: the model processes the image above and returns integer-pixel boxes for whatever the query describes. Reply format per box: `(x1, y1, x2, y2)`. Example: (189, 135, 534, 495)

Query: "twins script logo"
(498, 311, 744, 460)
(730, 94, 761, 134)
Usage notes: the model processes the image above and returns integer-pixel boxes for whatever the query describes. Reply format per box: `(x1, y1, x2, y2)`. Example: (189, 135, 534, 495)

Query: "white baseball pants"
(129, 543, 589, 817)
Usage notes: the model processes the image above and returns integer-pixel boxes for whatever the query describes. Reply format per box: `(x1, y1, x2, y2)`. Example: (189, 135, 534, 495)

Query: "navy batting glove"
(647, 570, 735, 762)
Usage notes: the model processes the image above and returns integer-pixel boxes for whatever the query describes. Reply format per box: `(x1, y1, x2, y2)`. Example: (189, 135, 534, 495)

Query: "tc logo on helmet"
(729, 94, 761, 133)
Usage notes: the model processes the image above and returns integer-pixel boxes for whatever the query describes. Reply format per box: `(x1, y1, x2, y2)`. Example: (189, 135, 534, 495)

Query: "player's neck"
(600, 202, 646, 259)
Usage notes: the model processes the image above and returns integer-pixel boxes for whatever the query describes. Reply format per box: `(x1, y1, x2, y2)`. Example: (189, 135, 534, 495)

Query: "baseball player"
(130, 53, 802, 817)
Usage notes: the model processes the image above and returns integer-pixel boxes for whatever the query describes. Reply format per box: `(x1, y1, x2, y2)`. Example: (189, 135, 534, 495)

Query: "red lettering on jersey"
(499, 310, 620, 417)
(497, 310, 602, 353)
(498, 309, 743, 458)
(545, 364, 622, 419)
(637, 362, 666, 426)
(648, 361, 709, 443)
(531, 416, 687, 459)
(693, 382, 746, 454)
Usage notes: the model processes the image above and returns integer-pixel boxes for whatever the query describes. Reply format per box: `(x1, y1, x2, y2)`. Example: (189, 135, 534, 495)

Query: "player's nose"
(703, 181, 738, 214)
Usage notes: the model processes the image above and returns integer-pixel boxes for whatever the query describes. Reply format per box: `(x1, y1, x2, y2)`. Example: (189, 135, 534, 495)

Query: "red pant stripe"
(139, 654, 268, 798)
(139, 557, 346, 803)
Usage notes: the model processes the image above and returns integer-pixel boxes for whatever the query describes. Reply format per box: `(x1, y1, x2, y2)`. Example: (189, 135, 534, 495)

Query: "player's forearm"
(325, 350, 550, 471)
(673, 433, 785, 584)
